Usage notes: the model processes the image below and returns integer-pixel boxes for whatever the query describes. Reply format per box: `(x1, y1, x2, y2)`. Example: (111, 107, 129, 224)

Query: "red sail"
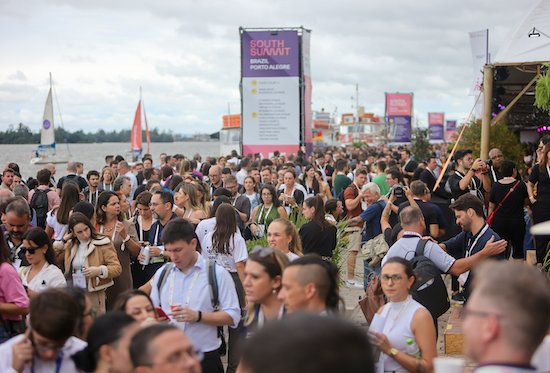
(143, 104, 151, 154)
(131, 100, 142, 152)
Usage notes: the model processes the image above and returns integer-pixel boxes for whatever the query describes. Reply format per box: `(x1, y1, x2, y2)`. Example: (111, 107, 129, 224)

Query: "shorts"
(345, 227, 362, 252)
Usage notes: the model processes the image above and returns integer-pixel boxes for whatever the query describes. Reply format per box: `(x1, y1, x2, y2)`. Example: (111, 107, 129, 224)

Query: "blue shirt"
(360, 200, 386, 242)
(150, 253, 241, 352)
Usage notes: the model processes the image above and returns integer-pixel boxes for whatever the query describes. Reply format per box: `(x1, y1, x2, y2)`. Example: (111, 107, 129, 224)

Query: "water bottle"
(141, 246, 151, 269)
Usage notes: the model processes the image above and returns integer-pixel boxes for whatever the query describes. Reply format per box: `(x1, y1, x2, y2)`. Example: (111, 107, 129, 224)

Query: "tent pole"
(481, 64, 493, 160)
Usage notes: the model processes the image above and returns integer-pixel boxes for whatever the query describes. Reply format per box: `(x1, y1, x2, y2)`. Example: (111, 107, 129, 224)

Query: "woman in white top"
(267, 218, 303, 262)
(46, 182, 81, 249)
(243, 176, 260, 220)
(19, 228, 66, 297)
(370, 257, 436, 373)
(173, 182, 207, 225)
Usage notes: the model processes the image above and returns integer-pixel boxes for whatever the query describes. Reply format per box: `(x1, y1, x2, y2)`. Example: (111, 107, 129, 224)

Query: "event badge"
(72, 270, 87, 289)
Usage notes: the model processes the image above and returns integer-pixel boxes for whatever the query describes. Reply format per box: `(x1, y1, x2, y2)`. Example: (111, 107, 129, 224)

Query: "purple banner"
(242, 31, 300, 77)
(446, 120, 457, 131)
(388, 115, 411, 143)
(429, 125, 444, 140)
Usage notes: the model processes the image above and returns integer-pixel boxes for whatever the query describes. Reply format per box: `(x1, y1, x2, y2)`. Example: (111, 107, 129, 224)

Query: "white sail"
(40, 87, 56, 149)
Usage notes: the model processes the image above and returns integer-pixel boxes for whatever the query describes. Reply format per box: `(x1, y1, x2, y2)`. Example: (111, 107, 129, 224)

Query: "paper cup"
(433, 357, 465, 373)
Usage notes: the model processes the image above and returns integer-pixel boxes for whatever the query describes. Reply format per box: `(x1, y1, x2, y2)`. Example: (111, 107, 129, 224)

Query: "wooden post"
(480, 65, 493, 160)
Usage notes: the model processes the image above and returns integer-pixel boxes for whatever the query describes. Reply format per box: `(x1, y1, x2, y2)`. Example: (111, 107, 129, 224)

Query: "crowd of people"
(0, 138, 549, 373)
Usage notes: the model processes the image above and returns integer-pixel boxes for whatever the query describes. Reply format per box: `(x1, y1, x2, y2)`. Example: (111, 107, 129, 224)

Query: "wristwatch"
(389, 348, 399, 357)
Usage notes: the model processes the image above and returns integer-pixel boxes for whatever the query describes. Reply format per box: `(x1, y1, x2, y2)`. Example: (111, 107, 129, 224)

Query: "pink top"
(28, 185, 60, 211)
(0, 262, 29, 321)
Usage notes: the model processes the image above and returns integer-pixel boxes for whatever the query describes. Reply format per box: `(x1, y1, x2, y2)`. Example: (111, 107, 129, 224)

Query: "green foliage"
(535, 63, 550, 114)
(0, 123, 174, 144)
(453, 119, 523, 164)
(410, 128, 430, 162)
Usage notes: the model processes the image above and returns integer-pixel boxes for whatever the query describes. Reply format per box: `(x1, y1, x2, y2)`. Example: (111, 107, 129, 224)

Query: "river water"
(0, 141, 222, 179)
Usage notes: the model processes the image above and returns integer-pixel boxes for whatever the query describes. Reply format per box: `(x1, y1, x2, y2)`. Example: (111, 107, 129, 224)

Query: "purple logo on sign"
(43, 120, 51, 130)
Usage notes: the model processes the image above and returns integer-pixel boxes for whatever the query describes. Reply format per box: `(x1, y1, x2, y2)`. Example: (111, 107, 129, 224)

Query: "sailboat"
(30, 74, 70, 165)
(128, 87, 151, 162)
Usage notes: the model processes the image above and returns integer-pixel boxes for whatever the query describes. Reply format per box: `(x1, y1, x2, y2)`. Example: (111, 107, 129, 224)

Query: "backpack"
(30, 188, 50, 229)
(410, 239, 450, 319)
(339, 183, 358, 218)
(156, 260, 227, 356)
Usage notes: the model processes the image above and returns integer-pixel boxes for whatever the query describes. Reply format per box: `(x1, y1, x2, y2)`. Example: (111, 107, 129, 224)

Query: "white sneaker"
(345, 280, 364, 289)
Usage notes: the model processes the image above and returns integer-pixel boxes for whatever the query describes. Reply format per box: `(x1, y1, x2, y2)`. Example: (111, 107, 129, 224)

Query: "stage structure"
(240, 27, 312, 158)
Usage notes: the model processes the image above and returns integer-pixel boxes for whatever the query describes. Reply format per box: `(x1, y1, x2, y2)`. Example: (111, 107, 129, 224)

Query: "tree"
(453, 119, 523, 164)
(410, 128, 430, 162)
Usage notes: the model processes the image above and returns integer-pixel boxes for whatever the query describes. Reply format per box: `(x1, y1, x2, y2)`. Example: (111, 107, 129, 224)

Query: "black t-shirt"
(529, 164, 550, 201)
(299, 221, 337, 257)
(57, 174, 88, 191)
(489, 180, 527, 220)
(397, 199, 438, 235)
(447, 171, 484, 201)
(389, 195, 408, 227)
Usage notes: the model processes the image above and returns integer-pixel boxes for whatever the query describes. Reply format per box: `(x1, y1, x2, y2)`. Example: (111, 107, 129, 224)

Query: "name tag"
(72, 271, 87, 289)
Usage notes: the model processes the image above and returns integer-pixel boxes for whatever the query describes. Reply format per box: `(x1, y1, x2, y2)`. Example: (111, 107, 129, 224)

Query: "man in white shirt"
(150, 218, 240, 373)
(0, 288, 87, 373)
(463, 261, 550, 373)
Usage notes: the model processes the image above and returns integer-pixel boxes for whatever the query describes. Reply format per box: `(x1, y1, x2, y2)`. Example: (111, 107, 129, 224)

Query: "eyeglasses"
(381, 274, 403, 283)
(21, 246, 41, 255)
(461, 307, 502, 320)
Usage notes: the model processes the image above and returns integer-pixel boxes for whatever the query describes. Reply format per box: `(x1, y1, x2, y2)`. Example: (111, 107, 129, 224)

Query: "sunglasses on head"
(251, 246, 275, 258)
(21, 246, 41, 255)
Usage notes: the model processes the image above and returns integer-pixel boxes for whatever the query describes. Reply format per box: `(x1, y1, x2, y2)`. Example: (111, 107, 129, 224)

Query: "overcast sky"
(0, 0, 540, 135)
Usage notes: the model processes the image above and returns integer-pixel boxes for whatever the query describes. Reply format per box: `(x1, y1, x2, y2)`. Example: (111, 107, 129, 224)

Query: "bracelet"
(196, 311, 202, 323)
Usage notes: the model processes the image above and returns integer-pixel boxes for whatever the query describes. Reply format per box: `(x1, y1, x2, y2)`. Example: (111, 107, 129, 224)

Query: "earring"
(272, 288, 277, 294)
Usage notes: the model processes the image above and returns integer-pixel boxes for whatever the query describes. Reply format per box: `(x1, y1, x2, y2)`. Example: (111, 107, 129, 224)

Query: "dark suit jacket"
(420, 169, 451, 200)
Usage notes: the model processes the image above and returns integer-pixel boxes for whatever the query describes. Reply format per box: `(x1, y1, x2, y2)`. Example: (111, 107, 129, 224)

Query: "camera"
(392, 185, 404, 199)
(484, 159, 492, 167)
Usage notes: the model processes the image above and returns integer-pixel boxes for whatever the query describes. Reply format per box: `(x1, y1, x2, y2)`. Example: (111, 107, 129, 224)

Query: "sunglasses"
(21, 246, 41, 255)
(250, 246, 276, 258)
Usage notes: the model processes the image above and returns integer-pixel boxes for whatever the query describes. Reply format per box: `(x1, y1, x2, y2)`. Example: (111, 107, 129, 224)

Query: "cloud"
(0, 0, 542, 134)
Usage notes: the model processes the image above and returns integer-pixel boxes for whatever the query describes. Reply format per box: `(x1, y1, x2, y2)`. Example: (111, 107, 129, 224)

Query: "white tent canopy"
(494, 0, 550, 65)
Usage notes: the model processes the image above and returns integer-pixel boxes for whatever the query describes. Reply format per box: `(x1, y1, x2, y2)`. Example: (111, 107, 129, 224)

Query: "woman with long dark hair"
(46, 181, 80, 249)
(131, 191, 156, 288)
(528, 142, 550, 263)
(301, 165, 320, 199)
(19, 228, 66, 297)
(113, 289, 158, 324)
(0, 230, 28, 342)
(243, 176, 260, 220)
(201, 203, 248, 373)
(61, 212, 122, 314)
(249, 184, 288, 238)
(277, 169, 304, 215)
(96, 191, 140, 310)
(299, 196, 337, 260)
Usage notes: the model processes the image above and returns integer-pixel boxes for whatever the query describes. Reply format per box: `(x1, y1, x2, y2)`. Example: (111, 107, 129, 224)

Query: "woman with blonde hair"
(173, 182, 207, 225)
(194, 180, 211, 217)
(267, 218, 303, 261)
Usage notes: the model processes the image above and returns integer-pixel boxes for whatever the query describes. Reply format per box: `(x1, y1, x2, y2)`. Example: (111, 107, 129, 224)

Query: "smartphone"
(156, 307, 169, 320)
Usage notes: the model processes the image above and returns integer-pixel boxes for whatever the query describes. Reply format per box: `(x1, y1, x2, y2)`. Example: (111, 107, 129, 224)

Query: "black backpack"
(410, 239, 450, 320)
(30, 188, 50, 229)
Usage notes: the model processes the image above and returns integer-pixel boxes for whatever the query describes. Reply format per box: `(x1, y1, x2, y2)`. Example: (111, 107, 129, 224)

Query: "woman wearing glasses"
(243, 247, 289, 339)
(18, 228, 66, 297)
(249, 185, 288, 238)
(60, 212, 122, 315)
(369, 257, 436, 373)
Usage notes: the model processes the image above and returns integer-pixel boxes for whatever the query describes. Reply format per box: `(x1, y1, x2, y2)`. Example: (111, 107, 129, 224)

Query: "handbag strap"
(492, 180, 521, 216)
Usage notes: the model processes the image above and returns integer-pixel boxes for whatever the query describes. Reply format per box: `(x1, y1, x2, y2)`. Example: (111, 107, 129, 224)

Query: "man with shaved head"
(487, 147, 504, 184)
(118, 160, 138, 203)
(278, 255, 341, 315)
(208, 165, 223, 199)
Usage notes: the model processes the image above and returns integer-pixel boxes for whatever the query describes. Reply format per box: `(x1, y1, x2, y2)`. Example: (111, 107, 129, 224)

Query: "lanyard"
(402, 231, 422, 239)
(137, 215, 144, 242)
(455, 170, 478, 191)
(466, 224, 489, 258)
(257, 304, 285, 328)
(168, 266, 201, 329)
(88, 189, 98, 204)
(258, 204, 273, 224)
(99, 225, 117, 242)
(31, 351, 63, 373)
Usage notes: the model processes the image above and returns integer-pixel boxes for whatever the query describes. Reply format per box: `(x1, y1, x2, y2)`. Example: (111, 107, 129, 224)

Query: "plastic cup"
(433, 357, 465, 373)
